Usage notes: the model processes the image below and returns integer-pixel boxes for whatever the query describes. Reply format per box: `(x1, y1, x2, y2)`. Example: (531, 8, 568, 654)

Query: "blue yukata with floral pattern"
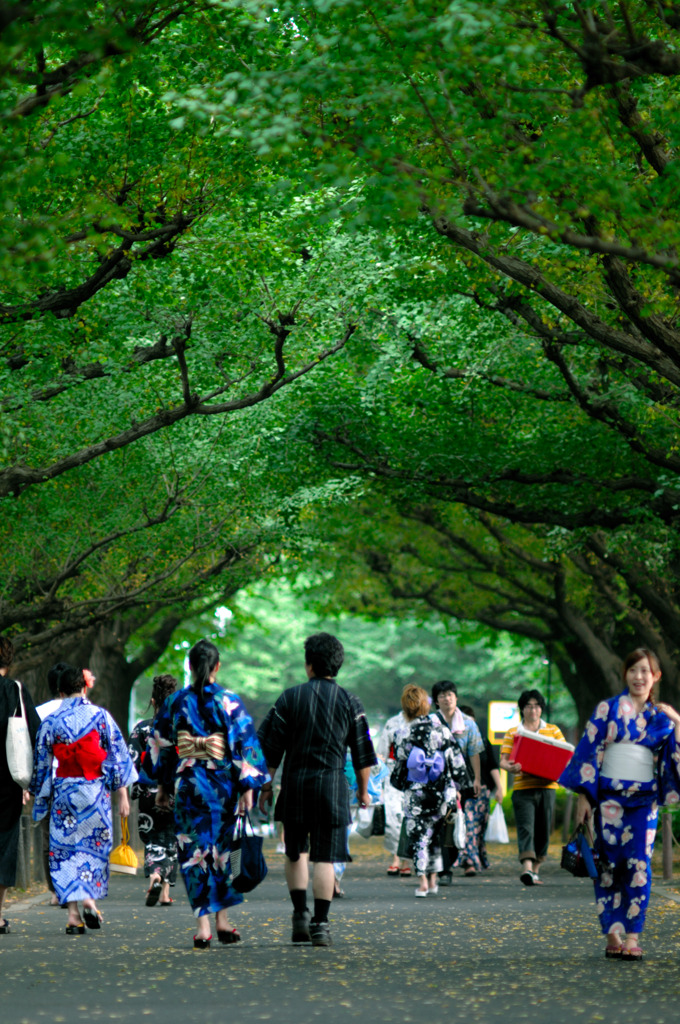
(30, 697, 137, 903)
(559, 692, 680, 936)
(151, 684, 270, 918)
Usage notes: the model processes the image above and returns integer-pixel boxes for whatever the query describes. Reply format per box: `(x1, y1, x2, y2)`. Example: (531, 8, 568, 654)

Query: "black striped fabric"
(258, 678, 377, 826)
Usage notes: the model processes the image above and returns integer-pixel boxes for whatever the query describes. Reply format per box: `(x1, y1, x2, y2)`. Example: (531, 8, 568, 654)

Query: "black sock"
(290, 889, 308, 914)
(313, 898, 331, 924)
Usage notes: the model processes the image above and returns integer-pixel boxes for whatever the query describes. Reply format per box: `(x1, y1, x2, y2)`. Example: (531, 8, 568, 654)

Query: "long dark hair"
(188, 640, 219, 702)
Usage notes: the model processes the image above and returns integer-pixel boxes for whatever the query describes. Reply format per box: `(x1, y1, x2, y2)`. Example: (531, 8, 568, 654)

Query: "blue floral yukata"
(151, 684, 269, 918)
(560, 692, 680, 937)
(30, 697, 137, 903)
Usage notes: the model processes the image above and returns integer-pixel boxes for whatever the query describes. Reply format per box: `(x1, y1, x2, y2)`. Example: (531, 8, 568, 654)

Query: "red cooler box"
(510, 729, 574, 783)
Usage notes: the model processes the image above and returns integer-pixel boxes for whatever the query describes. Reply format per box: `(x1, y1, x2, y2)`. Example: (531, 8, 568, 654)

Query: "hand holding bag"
(440, 797, 467, 849)
(6, 681, 34, 789)
(231, 811, 268, 893)
(561, 823, 601, 879)
(485, 802, 510, 844)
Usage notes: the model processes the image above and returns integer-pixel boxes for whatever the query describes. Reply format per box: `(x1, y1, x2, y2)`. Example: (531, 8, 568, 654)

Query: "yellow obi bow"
(177, 730, 226, 760)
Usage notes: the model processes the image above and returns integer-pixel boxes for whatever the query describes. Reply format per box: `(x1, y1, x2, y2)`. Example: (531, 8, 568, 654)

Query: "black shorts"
(283, 820, 349, 863)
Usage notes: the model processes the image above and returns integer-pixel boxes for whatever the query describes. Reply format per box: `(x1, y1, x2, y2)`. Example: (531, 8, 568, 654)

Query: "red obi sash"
(54, 729, 107, 780)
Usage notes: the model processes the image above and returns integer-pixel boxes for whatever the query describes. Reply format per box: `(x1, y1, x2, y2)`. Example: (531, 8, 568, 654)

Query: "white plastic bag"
(6, 681, 33, 789)
(485, 802, 509, 844)
(454, 804, 467, 849)
(355, 805, 375, 839)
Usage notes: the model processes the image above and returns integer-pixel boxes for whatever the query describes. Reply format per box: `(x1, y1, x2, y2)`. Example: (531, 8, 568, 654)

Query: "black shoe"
(291, 909, 311, 943)
(145, 880, 162, 907)
(438, 872, 453, 887)
(0, 918, 10, 934)
(193, 935, 211, 949)
(83, 907, 102, 930)
(65, 924, 85, 935)
(310, 920, 332, 947)
(217, 928, 241, 945)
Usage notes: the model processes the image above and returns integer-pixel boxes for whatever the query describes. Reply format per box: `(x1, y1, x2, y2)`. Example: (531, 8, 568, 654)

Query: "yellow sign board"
(488, 701, 520, 745)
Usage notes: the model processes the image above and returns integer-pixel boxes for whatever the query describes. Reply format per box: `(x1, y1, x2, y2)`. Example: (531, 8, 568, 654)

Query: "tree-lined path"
(3, 840, 680, 1024)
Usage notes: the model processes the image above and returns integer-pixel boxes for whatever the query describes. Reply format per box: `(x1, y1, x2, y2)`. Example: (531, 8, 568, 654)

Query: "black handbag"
(231, 812, 268, 893)
(561, 823, 601, 879)
(371, 803, 386, 836)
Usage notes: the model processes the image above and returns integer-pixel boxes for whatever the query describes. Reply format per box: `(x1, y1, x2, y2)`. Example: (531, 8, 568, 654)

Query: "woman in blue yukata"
(153, 639, 270, 949)
(559, 648, 680, 962)
(31, 665, 137, 935)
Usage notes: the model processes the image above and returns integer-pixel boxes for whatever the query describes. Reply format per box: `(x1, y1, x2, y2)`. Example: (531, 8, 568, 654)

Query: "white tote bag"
(6, 680, 34, 789)
(485, 802, 510, 844)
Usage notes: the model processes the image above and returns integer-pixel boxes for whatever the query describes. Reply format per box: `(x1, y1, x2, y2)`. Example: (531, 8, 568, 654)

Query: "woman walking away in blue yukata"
(559, 648, 680, 963)
(30, 665, 137, 935)
(153, 639, 270, 949)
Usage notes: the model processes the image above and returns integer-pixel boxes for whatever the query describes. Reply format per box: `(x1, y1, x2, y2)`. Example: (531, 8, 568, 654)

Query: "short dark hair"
(431, 680, 457, 703)
(459, 704, 475, 719)
(47, 662, 72, 698)
(518, 689, 546, 713)
(60, 666, 85, 696)
(304, 632, 344, 678)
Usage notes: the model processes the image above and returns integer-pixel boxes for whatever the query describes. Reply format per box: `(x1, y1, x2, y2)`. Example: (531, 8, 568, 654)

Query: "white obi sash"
(601, 740, 654, 783)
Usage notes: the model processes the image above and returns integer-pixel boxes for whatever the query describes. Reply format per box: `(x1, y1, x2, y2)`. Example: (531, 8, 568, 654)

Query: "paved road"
(3, 840, 680, 1024)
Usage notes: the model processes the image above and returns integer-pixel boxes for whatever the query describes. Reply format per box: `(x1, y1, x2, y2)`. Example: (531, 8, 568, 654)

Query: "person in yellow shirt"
(500, 690, 566, 886)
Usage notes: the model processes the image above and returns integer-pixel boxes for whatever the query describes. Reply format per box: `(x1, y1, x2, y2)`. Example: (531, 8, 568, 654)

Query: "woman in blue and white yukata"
(559, 648, 680, 962)
(31, 665, 137, 935)
(153, 639, 270, 949)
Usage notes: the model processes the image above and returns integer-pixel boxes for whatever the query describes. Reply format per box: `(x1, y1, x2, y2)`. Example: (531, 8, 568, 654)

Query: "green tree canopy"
(5, 1, 680, 730)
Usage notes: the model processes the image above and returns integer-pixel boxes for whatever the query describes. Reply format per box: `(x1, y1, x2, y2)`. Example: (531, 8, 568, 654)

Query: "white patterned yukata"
(30, 697, 137, 903)
(559, 692, 680, 937)
(376, 711, 411, 855)
(394, 714, 468, 876)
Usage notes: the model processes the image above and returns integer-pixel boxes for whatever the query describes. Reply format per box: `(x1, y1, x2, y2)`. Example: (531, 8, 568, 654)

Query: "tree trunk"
(14, 609, 187, 734)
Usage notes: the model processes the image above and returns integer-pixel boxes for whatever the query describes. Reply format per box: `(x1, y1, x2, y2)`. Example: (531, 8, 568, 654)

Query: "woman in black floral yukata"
(394, 684, 469, 898)
(129, 674, 179, 906)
